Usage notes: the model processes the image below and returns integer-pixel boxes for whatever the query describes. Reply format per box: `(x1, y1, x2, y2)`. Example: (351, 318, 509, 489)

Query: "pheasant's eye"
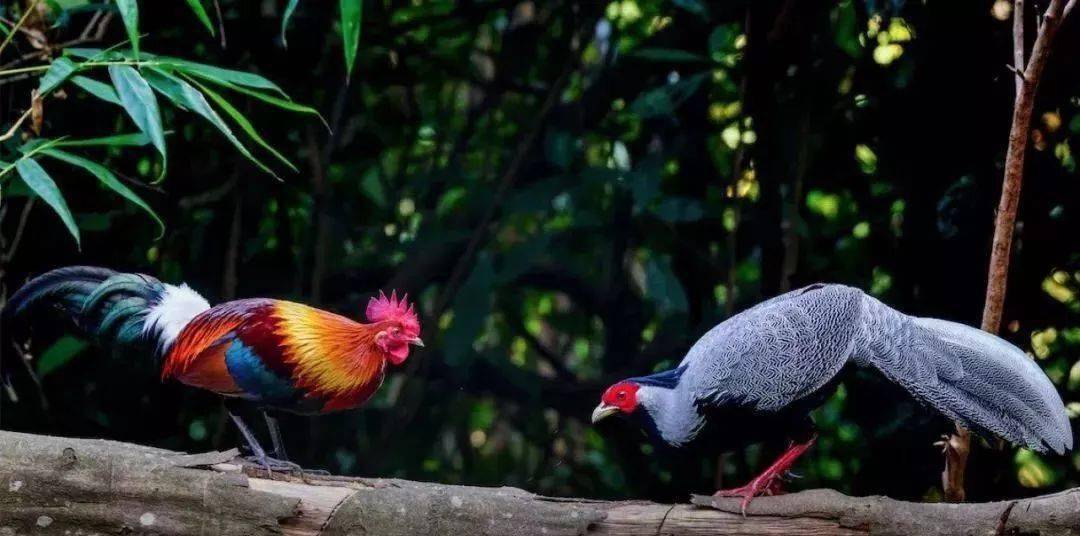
(617, 391, 626, 400)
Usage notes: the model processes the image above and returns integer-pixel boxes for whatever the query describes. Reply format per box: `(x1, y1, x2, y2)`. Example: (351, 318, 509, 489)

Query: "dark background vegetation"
(1, 0, 1078, 504)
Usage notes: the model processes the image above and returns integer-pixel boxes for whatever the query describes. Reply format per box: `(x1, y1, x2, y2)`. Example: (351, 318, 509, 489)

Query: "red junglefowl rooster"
(592, 284, 1072, 512)
(5, 266, 423, 472)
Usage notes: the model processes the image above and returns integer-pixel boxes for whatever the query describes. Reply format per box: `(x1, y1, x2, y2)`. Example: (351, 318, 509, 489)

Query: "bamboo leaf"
(184, 0, 216, 36)
(38, 57, 78, 95)
(281, 0, 300, 47)
(15, 159, 80, 248)
(214, 80, 327, 128)
(184, 75, 298, 172)
(141, 68, 280, 179)
(115, 0, 140, 60)
(71, 75, 122, 105)
(162, 59, 287, 96)
(56, 133, 152, 147)
(340, 0, 362, 79)
(108, 65, 166, 178)
(41, 148, 164, 238)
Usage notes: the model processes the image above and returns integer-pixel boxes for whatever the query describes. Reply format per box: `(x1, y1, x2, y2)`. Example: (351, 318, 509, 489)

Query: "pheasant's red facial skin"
(601, 381, 641, 414)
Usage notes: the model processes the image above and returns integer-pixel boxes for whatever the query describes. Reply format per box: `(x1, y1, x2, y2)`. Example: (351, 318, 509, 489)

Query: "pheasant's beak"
(591, 403, 618, 424)
(409, 337, 425, 347)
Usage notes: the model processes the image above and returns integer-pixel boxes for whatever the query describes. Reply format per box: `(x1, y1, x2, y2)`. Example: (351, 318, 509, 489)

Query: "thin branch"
(1014, 0, 1025, 95)
(213, 0, 226, 48)
(0, 0, 41, 59)
(4, 197, 35, 263)
(9, 341, 49, 417)
(0, 108, 31, 142)
(0, 11, 113, 71)
(943, 0, 1074, 504)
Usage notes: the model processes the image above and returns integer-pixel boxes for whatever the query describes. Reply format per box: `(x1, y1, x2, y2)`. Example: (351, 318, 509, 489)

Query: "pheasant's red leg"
(713, 434, 817, 515)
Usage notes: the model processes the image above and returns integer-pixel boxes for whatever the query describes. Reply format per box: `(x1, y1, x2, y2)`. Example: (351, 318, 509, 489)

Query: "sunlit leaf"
(38, 57, 78, 95)
(16, 158, 80, 247)
(71, 75, 121, 105)
(36, 335, 88, 378)
(281, 0, 301, 47)
(141, 68, 280, 179)
(340, 0, 363, 79)
(108, 65, 167, 178)
(41, 148, 164, 238)
(115, 0, 140, 60)
(184, 0, 216, 36)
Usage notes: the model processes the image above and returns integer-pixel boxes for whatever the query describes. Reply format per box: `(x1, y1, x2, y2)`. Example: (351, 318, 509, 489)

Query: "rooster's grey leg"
(224, 401, 305, 476)
(262, 411, 289, 461)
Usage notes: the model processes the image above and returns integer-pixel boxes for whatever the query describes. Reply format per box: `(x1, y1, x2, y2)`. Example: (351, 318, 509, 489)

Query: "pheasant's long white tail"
(856, 295, 1072, 454)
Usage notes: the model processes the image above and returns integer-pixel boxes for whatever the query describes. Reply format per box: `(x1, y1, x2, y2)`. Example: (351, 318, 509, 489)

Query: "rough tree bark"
(1, 431, 1078, 536)
(942, 0, 1076, 503)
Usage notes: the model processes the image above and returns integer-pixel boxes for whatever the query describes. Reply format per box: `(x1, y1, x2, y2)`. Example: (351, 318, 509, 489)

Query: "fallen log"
(0, 430, 1076, 535)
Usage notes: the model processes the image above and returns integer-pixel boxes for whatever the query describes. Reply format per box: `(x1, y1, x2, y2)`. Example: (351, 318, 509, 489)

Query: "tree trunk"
(0, 431, 1077, 535)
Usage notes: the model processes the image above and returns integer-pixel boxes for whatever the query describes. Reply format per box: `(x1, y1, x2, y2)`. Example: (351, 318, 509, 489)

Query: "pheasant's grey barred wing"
(678, 284, 864, 413)
(853, 295, 1072, 454)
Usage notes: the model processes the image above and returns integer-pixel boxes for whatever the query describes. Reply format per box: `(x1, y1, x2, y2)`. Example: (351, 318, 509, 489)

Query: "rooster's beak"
(591, 403, 618, 424)
(409, 337, 425, 347)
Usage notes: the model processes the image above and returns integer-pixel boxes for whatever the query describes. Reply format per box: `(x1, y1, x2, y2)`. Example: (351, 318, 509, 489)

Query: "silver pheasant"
(592, 283, 1072, 508)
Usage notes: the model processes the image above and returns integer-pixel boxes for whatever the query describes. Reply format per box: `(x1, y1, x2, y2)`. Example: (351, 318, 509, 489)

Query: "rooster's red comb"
(365, 290, 420, 333)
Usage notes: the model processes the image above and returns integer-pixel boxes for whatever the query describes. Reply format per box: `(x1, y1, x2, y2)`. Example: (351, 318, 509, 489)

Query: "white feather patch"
(143, 283, 210, 352)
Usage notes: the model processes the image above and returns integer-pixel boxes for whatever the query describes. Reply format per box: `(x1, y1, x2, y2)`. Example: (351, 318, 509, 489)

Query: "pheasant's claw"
(783, 470, 803, 480)
(713, 476, 786, 516)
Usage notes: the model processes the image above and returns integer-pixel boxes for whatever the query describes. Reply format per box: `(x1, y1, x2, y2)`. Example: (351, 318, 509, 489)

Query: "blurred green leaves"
(630, 72, 707, 119)
(36, 336, 89, 378)
(340, 0, 363, 79)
